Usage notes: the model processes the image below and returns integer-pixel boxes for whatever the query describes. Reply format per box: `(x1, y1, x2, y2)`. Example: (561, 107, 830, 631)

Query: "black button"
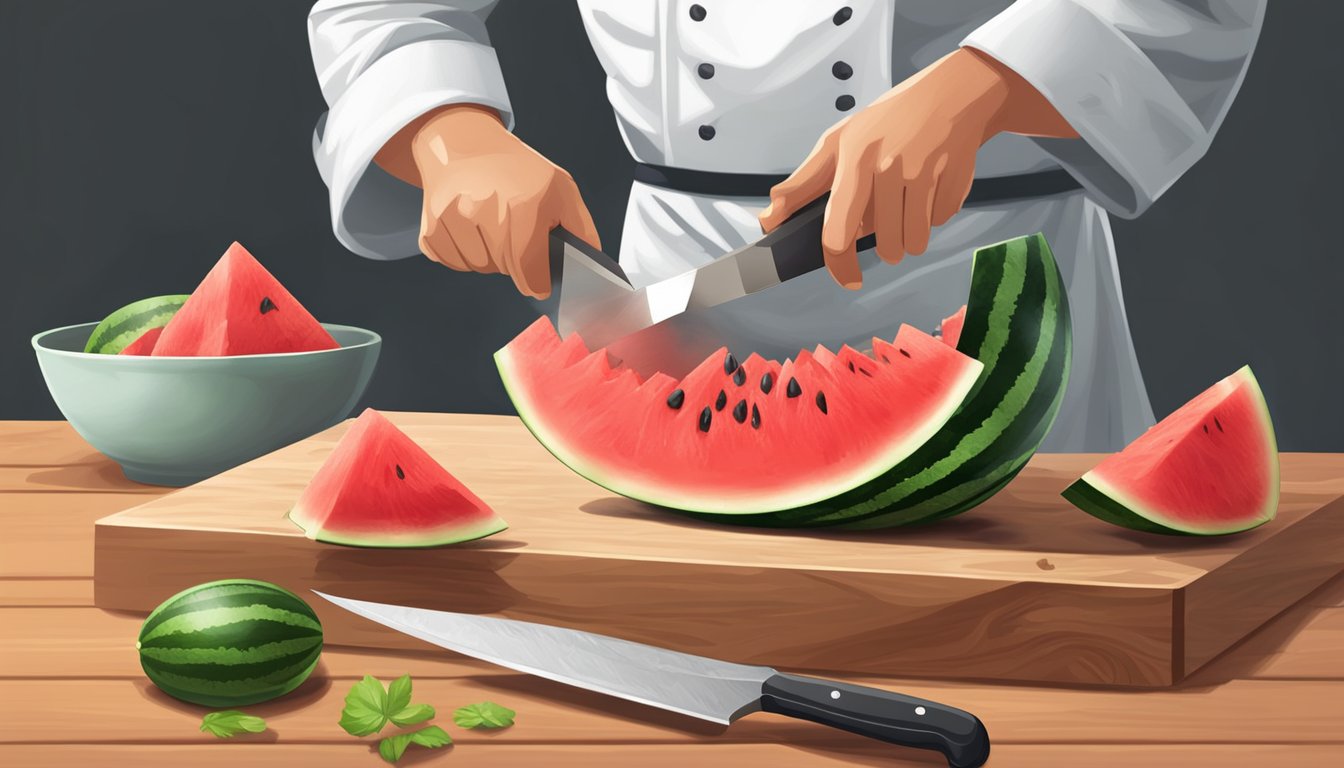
(698, 63, 715, 79)
(690, 4, 706, 21)
(832, 61, 853, 80)
(833, 7, 852, 25)
(835, 95, 856, 111)
(698, 125, 716, 140)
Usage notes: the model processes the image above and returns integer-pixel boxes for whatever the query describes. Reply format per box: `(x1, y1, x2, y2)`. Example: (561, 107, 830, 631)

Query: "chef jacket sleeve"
(308, 0, 514, 260)
(962, 0, 1265, 219)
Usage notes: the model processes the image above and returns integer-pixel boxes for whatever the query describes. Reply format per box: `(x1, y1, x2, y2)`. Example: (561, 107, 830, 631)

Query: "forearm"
(922, 47, 1079, 142)
(373, 104, 505, 189)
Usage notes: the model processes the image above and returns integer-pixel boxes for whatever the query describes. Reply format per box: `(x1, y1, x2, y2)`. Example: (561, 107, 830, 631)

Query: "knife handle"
(763, 196, 877, 283)
(760, 673, 989, 768)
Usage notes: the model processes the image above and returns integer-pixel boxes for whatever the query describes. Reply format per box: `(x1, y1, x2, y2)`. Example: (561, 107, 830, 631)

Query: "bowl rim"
(32, 321, 382, 361)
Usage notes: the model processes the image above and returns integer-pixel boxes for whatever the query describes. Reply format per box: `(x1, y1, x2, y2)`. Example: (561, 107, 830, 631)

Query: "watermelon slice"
(119, 326, 164, 356)
(1063, 366, 1279, 535)
(84, 294, 189, 354)
(289, 409, 507, 547)
(153, 242, 338, 356)
(496, 233, 1071, 527)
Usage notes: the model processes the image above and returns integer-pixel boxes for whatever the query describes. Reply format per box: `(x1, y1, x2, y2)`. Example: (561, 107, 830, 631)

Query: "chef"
(308, 0, 1265, 452)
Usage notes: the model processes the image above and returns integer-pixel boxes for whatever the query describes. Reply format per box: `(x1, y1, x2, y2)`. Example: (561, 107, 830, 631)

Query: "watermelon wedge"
(939, 305, 966, 349)
(289, 409, 507, 547)
(496, 233, 1071, 527)
(84, 294, 189, 354)
(1063, 366, 1279, 535)
(119, 326, 164, 355)
(154, 242, 339, 356)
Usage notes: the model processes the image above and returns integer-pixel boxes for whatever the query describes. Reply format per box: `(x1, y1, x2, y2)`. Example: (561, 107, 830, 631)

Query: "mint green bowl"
(32, 322, 380, 486)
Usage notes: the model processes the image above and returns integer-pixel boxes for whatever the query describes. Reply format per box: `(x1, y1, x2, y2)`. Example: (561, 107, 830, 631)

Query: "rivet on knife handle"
(759, 673, 990, 768)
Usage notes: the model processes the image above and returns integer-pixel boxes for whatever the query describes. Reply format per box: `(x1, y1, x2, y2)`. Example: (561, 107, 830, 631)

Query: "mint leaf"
(386, 674, 413, 715)
(389, 702, 436, 727)
(339, 675, 389, 736)
(200, 710, 267, 738)
(378, 725, 452, 764)
(453, 701, 516, 729)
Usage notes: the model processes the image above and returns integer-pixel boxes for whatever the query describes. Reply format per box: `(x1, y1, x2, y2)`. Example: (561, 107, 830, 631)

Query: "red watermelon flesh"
(496, 317, 983, 514)
(153, 241, 339, 356)
(1062, 366, 1279, 535)
(118, 327, 164, 356)
(939, 305, 966, 349)
(289, 409, 507, 547)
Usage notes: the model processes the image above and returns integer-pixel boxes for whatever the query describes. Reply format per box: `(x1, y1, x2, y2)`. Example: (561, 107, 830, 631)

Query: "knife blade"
(549, 196, 875, 377)
(314, 591, 989, 768)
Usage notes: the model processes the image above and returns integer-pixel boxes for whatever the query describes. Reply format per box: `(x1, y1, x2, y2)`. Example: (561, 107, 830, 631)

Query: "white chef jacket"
(308, 0, 1265, 452)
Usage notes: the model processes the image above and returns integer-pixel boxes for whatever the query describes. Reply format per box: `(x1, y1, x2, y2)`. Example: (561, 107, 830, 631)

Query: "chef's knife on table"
(547, 195, 875, 377)
(315, 591, 990, 768)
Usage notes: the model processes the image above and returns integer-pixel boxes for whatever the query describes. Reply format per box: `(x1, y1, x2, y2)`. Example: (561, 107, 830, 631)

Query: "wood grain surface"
(3, 419, 1344, 767)
(93, 413, 1344, 687)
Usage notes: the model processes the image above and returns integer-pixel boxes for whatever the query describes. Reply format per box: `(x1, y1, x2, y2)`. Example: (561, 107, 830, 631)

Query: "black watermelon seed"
(815, 392, 828, 414)
(1214, 417, 1224, 432)
(1203, 424, 1209, 434)
(750, 404, 761, 429)
(395, 464, 405, 480)
(259, 296, 277, 314)
(847, 361, 855, 373)
(881, 354, 891, 364)
(715, 390, 727, 411)
(699, 407, 712, 432)
(733, 366, 746, 386)
(859, 367, 872, 377)
(723, 352, 739, 375)
(733, 400, 747, 423)
(786, 378, 802, 398)
(666, 389, 685, 409)
(760, 372, 774, 394)
(899, 348, 911, 358)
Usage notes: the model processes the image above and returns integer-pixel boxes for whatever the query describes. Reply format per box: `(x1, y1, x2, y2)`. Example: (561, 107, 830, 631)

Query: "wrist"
(410, 104, 508, 168)
(939, 48, 1012, 141)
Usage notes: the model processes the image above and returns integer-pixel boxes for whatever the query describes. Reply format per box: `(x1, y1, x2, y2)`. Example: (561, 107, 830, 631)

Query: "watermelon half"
(1063, 366, 1279, 536)
(153, 241, 339, 356)
(496, 233, 1071, 526)
(289, 409, 508, 547)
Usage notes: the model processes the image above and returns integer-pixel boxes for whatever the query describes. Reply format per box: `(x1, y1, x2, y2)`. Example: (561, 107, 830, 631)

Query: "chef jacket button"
(833, 7, 852, 25)
(699, 125, 716, 140)
(832, 61, 853, 80)
(835, 95, 856, 112)
(690, 4, 707, 22)
(698, 63, 715, 79)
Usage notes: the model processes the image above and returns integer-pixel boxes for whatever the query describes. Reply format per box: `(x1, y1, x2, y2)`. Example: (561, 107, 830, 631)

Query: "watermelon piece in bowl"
(1062, 366, 1279, 536)
(290, 409, 508, 548)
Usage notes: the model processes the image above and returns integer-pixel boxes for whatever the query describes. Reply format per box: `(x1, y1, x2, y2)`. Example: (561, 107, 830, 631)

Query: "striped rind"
(714, 233, 1071, 527)
(83, 295, 189, 354)
(137, 579, 323, 707)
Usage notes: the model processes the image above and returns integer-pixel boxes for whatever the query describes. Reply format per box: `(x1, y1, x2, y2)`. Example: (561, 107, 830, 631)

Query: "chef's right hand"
(378, 104, 601, 299)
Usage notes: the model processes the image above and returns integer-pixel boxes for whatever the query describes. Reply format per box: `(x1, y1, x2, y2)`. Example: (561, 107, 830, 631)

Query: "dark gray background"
(2, 1, 1341, 449)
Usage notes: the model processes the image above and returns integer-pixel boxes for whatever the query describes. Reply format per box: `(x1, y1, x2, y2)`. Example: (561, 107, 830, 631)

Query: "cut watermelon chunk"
(1063, 366, 1279, 535)
(496, 233, 1071, 527)
(289, 409, 507, 547)
(119, 326, 164, 356)
(940, 305, 966, 349)
(154, 242, 339, 356)
(498, 317, 983, 514)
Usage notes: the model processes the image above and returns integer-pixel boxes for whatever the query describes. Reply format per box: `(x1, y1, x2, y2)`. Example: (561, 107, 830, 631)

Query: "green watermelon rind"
(1061, 367, 1280, 537)
(136, 579, 323, 707)
(498, 337, 985, 516)
(83, 294, 190, 354)
(694, 232, 1071, 528)
(288, 508, 509, 549)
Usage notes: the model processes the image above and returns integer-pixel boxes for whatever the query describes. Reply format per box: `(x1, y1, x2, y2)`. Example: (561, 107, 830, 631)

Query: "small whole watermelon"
(136, 579, 323, 707)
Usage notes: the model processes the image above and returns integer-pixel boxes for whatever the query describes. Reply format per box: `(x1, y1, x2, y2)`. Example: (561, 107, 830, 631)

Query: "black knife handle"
(760, 196, 877, 283)
(759, 673, 989, 768)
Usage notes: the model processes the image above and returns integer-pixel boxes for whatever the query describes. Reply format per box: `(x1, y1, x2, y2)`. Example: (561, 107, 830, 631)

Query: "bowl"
(32, 322, 380, 486)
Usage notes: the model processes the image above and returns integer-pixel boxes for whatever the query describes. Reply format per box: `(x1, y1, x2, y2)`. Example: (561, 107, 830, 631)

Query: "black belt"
(633, 163, 1081, 206)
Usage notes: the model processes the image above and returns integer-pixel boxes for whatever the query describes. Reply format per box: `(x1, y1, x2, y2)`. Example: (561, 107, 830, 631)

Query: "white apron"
(308, 0, 1266, 451)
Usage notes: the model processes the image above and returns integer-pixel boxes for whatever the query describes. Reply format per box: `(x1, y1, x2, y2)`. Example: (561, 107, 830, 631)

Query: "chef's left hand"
(758, 48, 1076, 289)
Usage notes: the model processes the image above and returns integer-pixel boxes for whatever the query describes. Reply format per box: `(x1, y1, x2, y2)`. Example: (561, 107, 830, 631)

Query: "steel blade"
(314, 592, 771, 724)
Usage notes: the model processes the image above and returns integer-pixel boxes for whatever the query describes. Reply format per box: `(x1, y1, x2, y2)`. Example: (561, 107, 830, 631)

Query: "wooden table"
(3, 420, 1343, 767)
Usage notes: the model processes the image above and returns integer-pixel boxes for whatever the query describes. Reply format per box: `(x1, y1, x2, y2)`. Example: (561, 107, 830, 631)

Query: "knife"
(548, 196, 875, 378)
(314, 591, 990, 768)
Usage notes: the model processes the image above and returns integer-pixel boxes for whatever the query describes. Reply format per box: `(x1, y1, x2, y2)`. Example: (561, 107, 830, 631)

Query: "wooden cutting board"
(94, 412, 1344, 688)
